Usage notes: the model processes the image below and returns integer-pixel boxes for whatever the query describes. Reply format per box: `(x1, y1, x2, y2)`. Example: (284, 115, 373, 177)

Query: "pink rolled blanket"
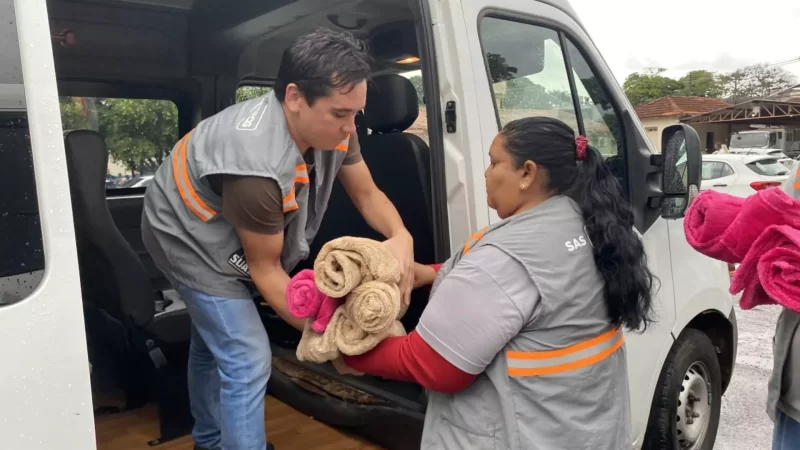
(310, 297, 344, 333)
(683, 190, 745, 263)
(721, 188, 800, 262)
(731, 225, 800, 312)
(286, 269, 328, 319)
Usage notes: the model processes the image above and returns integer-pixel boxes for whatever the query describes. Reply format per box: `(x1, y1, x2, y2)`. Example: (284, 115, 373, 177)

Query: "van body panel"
(0, 1, 96, 449)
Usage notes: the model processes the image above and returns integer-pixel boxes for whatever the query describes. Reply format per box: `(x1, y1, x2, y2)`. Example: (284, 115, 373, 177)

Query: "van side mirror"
(660, 124, 702, 219)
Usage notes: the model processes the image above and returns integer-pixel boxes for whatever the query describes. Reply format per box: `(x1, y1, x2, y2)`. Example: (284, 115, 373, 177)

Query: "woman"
(341, 116, 656, 449)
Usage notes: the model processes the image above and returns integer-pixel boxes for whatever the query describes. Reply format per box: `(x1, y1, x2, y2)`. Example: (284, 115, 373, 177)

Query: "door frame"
(0, 1, 96, 448)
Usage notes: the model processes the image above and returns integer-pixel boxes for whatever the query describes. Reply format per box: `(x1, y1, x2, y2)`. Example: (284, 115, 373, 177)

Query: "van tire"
(643, 328, 722, 450)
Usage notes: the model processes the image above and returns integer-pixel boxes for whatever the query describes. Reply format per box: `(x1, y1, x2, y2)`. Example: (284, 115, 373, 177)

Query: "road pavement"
(714, 303, 782, 450)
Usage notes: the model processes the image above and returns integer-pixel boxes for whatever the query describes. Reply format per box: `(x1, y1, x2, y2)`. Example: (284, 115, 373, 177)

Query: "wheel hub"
(676, 361, 711, 449)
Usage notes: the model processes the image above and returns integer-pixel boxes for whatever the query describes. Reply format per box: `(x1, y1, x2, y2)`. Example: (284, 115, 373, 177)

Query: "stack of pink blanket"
(683, 187, 800, 312)
(285, 269, 342, 333)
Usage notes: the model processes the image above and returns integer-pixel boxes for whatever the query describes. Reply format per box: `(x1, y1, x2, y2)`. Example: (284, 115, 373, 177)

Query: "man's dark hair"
(274, 27, 373, 106)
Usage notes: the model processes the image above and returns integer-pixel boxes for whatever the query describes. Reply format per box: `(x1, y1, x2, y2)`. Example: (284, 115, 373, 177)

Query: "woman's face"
(485, 134, 534, 219)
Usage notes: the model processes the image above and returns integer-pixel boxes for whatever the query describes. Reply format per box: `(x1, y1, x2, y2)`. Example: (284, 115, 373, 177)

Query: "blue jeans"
(176, 283, 271, 450)
(773, 410, 800, 450)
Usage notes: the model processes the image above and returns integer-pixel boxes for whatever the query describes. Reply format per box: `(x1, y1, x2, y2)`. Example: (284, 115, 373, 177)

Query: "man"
(141, 27, 415, 450)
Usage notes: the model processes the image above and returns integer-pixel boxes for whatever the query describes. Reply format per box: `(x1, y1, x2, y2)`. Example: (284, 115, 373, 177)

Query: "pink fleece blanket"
(684, 188, 800, 263)
(683, 190, 745, 263)
(285, 269, 343, 333)
(731, 224, 800, 312)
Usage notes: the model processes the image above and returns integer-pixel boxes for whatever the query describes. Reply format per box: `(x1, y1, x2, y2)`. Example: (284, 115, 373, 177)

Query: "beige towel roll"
(335, 317, 407, 356)
(344, 281, 407, 334)
(295, 308, 345, 363)
(314, 236, 400, 298)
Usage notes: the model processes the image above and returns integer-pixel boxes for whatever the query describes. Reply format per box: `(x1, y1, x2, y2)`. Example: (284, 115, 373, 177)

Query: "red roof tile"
(634, 96, 730, 120)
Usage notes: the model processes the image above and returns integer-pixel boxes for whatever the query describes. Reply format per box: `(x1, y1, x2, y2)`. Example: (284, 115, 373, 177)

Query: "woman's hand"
(332, 356, 364, 376)
(413, 263, 438, 289)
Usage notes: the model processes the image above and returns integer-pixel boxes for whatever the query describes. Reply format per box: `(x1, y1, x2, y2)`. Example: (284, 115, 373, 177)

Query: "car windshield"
(730, 133, 768, 148)
(746, 158, 789, 176)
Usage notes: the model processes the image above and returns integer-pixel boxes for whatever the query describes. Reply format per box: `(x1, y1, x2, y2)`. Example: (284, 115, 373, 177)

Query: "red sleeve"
(430, 263, 444, 273)
(342, 330, 477, 393)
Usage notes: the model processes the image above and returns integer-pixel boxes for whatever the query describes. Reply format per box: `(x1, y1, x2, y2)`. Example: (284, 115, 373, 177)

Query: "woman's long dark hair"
(500, 116, 656, 332)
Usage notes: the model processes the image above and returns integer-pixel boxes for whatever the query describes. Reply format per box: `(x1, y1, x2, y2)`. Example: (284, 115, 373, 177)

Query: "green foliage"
(622, 70, 684, 106)
(236, 86, 272, 103)
(623, 65, 797, 106)
(59, 96, 177, 174)
(677, 70, 726, 98)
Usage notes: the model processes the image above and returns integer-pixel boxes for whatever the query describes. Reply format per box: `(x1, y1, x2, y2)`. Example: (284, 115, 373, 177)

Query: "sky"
(568, 0, 800, 84)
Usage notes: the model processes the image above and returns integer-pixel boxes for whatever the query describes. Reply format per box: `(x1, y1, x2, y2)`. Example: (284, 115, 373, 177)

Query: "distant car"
(701, 154, 790, 198)
(727, 147, 795, 168)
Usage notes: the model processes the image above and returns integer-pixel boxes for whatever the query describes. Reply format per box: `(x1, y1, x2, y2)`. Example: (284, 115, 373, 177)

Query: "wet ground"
(715, 303, 781, 450)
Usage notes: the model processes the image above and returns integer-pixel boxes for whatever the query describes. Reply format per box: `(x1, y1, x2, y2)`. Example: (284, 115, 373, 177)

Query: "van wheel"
(643, 328, 722, 450)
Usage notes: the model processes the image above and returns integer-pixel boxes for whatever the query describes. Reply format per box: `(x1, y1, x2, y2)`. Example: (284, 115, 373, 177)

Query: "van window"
(59, 96, 178, 190)
(478, 17, 622, 159)
(0, 3, 44, 305)
(701, 161, 734, 180)
(236, 86, 272, 103)
(400, 70, 429, 144)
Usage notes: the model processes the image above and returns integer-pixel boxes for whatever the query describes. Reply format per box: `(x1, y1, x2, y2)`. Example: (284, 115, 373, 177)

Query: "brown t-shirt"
(208, 133, 362, 235)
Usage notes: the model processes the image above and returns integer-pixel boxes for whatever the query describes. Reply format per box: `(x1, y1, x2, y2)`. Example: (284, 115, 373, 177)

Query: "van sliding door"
(0, 1, 96, 448)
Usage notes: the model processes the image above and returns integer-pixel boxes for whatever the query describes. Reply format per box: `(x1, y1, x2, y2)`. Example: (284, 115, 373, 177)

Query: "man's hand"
(338, 160, 415, 303)
(383, 230, 415, 305)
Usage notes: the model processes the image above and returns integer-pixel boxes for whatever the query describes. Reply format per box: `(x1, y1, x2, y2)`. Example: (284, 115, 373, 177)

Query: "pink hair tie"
(576, 135, 588, 161)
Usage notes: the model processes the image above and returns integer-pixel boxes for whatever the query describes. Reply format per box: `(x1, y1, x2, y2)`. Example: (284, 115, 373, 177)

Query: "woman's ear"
(519, 160, 538, 190)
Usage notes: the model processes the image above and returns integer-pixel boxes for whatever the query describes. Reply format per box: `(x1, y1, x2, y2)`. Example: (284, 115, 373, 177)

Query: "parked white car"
(702, 153, 790, 197)
(727, 147, 795, 168)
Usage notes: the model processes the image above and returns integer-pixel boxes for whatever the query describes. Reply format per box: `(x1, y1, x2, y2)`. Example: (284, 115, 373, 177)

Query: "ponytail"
(571, 145, 656, 332)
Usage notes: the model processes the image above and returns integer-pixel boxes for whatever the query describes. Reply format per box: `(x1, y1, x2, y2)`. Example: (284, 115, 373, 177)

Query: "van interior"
(2, 0, 634, 447)
(3, 0, 448, 448)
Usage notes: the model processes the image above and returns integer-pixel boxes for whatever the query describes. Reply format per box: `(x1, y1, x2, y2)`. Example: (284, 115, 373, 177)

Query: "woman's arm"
(345, 246, 540, 392)
(343, 330, 477, 393)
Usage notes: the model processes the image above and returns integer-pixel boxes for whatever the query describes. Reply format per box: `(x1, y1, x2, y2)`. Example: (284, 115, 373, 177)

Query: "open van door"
(429, 0, 702, 447)
(0, 0, 96, 448)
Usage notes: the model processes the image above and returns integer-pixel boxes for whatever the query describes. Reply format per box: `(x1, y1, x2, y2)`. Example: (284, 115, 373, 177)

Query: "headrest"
(365, 74, 419, 133)
(63, 129, 110, 208)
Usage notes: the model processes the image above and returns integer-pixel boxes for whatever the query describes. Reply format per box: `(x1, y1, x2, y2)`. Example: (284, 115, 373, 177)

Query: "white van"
(1, 0, 736, 449)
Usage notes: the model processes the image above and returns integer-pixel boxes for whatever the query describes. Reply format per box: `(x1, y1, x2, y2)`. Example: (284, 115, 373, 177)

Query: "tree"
(677, 70, 726, 98)
(622, 70, 684, 106)
(236, 86, 271, 103)
(722, 64, 797, 103)
(59, 97, 178, 175)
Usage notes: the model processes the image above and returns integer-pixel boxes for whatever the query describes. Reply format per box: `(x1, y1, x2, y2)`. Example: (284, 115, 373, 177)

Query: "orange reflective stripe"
(794, 168, 800, 189)
(283, 186, 298, 212)
(172, 132, 217, 222)
(294, 164, 309, 184)
(506, 328, 625, 377)
(335, 134, 350, 152)
(463, 226, 489, 255)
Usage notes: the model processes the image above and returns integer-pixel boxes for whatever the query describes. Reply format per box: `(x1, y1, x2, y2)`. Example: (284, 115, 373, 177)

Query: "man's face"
(286, 81, 366, 151)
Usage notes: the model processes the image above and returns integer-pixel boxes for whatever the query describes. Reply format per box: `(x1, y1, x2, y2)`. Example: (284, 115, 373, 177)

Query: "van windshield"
(730, 133, 768, 148)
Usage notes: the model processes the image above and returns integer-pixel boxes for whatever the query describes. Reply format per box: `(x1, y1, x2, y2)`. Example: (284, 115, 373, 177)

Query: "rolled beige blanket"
(314, 236, 400, 298)
(336, 316, 407, 356)
(344, 281, 407, 334)
(295, 308, 345, 363)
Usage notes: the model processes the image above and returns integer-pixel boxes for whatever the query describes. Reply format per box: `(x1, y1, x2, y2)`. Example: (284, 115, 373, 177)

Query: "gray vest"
(421, 196, 631, 450)
(142, 91, 350, 298)
(769, 160, 800, 422)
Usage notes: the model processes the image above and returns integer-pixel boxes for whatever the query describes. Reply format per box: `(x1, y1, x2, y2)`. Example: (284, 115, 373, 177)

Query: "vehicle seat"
(294, 73, 436, 330)
(62, 129, 190, 344)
